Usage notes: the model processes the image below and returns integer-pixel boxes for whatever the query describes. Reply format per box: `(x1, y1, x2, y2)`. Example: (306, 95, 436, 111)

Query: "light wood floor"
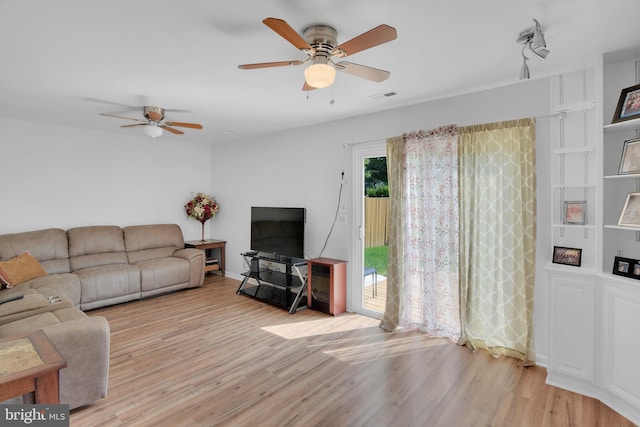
(70, 275, 635, 427)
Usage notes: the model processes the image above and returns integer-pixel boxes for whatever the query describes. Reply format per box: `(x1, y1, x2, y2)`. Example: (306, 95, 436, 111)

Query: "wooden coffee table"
(0, 329, 67, 404)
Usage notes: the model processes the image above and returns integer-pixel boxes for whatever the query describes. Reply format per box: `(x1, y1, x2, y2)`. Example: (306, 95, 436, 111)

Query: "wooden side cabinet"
(185, 239, 226, 276)
(307, 257, 346, 316)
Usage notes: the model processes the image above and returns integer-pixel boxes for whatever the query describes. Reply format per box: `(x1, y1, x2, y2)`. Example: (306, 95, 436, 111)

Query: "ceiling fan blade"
(238, 60, 304, 70)
(164, 121, 203, 129)
(263, 18, 314, 54)
(160, 125, 184, 135)
(100, 113, 146, 122)
(337, 61, 390, 82)
(302, 81, 317, 91)
(120, 123, 147, 128)
(332, 25, 397, 57)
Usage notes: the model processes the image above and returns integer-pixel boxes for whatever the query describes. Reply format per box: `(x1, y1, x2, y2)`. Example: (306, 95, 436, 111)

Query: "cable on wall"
(317, 171, 344, 258)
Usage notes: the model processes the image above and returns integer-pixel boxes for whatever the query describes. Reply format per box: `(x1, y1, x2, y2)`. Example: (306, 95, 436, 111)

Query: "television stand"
(236, 252, 308, 314)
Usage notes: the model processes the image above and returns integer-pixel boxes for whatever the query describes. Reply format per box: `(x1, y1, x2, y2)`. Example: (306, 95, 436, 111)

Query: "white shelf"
(552, 100, 597, 114)
(604, 173, 640, 179)
(604, 224, 640, 231)
(604, 117, 640, 132)
(553, 223, 596, 229)
(552, 184, 596, 189)
(553, 147, 595, 154)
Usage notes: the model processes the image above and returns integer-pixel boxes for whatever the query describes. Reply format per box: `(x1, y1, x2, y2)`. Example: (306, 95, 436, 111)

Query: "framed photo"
(612, 256, 640, 280)
(563, 201, 586, 225)
(618, 192, 640, 226)
(619, 138, 640, 174)
(612, 83, 640, 123)
(552, 246, 582, 267)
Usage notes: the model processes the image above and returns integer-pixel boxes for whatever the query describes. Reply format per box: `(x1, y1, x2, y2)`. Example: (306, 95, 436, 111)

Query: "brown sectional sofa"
(0, 224, 205, 409)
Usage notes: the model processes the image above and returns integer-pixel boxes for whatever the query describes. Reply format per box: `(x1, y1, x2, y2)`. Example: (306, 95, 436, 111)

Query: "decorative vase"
(200, 220, 206, 242)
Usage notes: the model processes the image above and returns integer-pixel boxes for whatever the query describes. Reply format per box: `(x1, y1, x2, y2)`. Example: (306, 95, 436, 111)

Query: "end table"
(185, 239, 226, 276)
(0, 329, 67, 404)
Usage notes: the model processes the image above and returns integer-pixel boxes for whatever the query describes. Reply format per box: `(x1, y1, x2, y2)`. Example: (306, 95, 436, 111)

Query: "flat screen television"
(250, 207, 305, 259)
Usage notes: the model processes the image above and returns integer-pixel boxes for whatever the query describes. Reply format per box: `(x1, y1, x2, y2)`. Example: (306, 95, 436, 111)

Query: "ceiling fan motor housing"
(303, 25, 337, 58)
(143, 106, 165, 122)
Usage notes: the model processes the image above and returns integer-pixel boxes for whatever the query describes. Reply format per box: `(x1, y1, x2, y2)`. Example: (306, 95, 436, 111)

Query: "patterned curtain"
(458, 119, 537, 365)
(380, 126, 461, 340)
(379, 136, 404, 331)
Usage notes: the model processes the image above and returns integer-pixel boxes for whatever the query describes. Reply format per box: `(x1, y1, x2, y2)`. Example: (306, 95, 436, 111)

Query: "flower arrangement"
(185, 193, 219, 240)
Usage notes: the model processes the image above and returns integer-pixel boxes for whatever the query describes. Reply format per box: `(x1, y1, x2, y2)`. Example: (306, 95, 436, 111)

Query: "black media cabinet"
(236, 252, 308, 314)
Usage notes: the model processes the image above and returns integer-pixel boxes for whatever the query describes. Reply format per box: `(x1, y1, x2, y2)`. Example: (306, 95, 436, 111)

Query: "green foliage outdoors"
(364, 157, 388, 197)
(364, 245, 388, 277)
(366, 184, 389, 197)
(364, 157, 389, 277)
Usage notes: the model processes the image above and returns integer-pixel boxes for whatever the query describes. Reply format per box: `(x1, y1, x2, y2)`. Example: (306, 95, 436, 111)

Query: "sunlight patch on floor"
(322, 334, 451, 364)
(260, 314, 379, 340)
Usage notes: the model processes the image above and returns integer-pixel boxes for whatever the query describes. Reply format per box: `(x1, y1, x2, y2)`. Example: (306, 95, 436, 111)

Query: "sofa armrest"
(173, 248, 203, 262)
(0, 293, 73, 325)
(43, 316, 110, 410)
(173, 248, 205, 287)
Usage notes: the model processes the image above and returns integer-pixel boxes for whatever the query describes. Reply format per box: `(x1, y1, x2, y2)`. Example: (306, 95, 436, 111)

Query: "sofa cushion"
(124, 224, 185, 263)
(0, 308, 86, 338)
(75, 264, 140, 309)
(68, 226, 128, 271)
(0, 251, 48, 288)
(0, 287, 74, 325)
(0, 228, 71, 274)
(134, 257, 190, 292)
(20, 273, 82, 307)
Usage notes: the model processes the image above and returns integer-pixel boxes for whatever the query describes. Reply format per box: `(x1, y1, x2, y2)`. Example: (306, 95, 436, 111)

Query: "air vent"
(368, 91, 398, 100)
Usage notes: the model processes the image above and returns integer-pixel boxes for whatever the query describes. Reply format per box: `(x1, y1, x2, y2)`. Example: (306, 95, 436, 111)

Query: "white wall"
(0, 117, 211, 240)
(212, 77, 552, 360)
(0, 77, 554, 361)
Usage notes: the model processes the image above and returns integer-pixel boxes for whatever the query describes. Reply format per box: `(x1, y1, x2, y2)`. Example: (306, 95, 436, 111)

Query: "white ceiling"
(1, 0, 639, 145)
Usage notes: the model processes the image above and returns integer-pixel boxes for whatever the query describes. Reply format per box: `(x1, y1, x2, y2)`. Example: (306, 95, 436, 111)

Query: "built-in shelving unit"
(545, 55, 640, 426)
(548, 70, 598, 269)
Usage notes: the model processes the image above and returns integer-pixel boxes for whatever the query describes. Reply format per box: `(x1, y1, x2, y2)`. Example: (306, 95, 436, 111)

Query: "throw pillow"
(0, 251, 48, 288)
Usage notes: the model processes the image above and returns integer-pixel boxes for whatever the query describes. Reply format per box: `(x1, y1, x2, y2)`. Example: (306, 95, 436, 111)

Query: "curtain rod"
(343, 112, 567, 148)
(342, 138, 387, 148)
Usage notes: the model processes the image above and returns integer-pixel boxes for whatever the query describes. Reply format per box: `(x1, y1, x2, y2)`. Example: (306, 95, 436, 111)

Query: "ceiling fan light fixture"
(144, 122, 163, 138)
(304, 56, 336, 89)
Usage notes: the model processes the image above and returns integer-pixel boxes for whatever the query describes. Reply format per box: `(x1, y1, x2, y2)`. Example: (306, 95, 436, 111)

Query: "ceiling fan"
(238, 17, 397, 90)
(100, 106, 203, 138)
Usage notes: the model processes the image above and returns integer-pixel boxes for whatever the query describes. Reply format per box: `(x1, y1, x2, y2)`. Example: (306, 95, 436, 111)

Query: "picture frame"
(612, 256, 640, 280)
(619, 138, 640, 175)
(612, 83, 640, 124)
(552, 246, 582, 267)
(618, 192, 640, 227)
(563, 200, 587, 225)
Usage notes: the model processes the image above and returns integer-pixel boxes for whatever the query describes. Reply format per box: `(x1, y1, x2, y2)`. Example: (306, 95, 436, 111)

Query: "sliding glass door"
(352, 142, 387, 318)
